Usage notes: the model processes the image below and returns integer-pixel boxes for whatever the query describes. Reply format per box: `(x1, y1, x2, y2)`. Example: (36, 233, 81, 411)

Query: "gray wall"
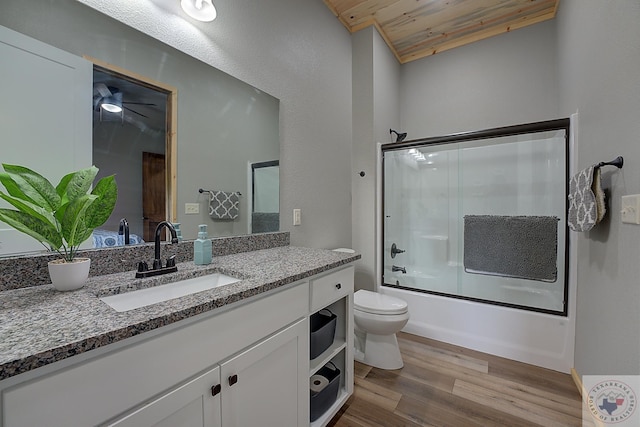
(352, 27, 401, 291)
(557, 0, 640, 375)
(77, 0, 354, 250)
(400, 20, 560, 137)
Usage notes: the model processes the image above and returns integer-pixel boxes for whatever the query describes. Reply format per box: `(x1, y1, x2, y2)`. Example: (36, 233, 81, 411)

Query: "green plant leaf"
(61, 194, 98, 247)
(85, 175, 118, 229)
(55, 172, 75, 205)
(2, 164, 60, 212)
(0, 173, 32, 202)
(0, 192, 58, 227)
(0, 209, 62, 249)
(57, 166, 98, 203)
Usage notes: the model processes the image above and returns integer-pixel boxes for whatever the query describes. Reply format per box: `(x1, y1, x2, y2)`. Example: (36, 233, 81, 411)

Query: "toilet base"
(356, 332, 404, 370)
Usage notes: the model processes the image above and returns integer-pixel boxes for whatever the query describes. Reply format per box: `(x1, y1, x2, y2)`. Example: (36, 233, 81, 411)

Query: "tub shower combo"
(379, 119, 575, 372)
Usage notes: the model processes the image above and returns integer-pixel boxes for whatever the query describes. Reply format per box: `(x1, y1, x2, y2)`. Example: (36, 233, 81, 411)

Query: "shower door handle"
(391, 243, 405, 258)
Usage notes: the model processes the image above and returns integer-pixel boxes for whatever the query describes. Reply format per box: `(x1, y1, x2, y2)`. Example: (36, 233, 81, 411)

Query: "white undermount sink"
(100, 273, 241, 312)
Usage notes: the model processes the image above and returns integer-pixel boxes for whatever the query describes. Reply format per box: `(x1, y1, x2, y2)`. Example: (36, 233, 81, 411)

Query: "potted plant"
(0, 164, 117, 291)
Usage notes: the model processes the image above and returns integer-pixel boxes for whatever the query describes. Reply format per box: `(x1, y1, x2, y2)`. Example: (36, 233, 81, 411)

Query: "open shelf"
(310, 339, 346, 375)
(308, 266, 354, 427)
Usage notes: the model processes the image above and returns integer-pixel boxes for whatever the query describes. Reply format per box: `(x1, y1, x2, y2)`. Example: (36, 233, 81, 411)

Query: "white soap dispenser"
(194, 224, 212, 265)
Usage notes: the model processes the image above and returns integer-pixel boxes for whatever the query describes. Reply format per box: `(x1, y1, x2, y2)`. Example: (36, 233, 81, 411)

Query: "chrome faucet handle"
(391, 243, 406, 258)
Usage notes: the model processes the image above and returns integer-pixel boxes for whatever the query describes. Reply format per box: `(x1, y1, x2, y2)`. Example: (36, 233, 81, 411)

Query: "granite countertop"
(0, 246, 360, 381)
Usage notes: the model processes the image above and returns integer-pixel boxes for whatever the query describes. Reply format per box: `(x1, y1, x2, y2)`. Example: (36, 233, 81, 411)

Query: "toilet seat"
(354, 290, 408, 315)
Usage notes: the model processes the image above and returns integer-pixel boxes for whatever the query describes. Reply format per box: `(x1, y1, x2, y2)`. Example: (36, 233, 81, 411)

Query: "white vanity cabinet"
(108, 319, 307, 427)
(0, 263, 355, 427)
(2, 283, 309, 427)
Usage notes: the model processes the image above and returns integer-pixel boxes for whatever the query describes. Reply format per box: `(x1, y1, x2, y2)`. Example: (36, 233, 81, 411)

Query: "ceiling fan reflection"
(93, 83, 156, 118)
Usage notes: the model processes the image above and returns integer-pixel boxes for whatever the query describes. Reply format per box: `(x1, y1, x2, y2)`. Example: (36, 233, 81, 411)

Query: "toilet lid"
(354, 290, 408, 315)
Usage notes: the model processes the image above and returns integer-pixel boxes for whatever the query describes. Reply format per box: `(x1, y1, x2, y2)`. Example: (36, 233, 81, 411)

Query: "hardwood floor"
(328, 332, 591, 427)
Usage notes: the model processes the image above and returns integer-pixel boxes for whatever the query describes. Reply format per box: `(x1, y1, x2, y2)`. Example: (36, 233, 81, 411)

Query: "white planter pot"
(48, 258, 91, 291)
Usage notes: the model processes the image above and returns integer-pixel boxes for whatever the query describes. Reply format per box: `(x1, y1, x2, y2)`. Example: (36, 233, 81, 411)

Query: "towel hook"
(594, 156, 624, 170)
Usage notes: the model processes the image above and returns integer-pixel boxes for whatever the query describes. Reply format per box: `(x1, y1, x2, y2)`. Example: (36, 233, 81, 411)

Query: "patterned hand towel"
(568, 166, 605, 231)
(209, 191, 240, 220)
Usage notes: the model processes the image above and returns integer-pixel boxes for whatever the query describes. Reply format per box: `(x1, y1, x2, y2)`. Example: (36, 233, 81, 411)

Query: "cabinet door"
(221, 319, 309, 427)
(108, 366, 221, 427)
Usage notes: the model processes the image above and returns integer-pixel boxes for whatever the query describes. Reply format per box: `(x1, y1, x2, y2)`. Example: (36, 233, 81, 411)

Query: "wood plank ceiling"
(323, 0, 559, 64)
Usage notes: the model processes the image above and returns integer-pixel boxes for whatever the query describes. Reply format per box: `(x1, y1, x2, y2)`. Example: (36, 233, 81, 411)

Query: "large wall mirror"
(0, 0, 280, 257)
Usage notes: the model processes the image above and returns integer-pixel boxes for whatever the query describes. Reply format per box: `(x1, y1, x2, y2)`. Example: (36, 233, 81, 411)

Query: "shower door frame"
(380, 118, 571, 316)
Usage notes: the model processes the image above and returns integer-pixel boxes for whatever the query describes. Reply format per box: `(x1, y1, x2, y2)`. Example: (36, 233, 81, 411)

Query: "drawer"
(310, 266, 354, 312)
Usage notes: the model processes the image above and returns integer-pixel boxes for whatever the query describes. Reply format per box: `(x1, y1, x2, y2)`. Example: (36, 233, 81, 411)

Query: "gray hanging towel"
(567, 166, 606, 232)
(209, 191, 240, 220)
(463, 215, 559, 282)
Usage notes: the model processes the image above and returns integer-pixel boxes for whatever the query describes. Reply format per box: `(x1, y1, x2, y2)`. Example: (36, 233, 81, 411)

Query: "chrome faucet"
(118, 218, 130, 245)
(136, 221, 179, 278)
(392, 265, 407, 274)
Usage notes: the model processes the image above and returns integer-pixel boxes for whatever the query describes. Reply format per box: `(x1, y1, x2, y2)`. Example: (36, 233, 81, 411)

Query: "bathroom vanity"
(0, 246, 357, 427)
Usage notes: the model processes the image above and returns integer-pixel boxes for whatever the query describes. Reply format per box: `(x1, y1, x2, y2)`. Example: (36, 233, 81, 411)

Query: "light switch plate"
(621, 195, 640, 224)
(293, 209, 301, 226)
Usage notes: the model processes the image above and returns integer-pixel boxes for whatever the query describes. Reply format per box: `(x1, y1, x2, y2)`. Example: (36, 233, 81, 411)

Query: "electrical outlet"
(621, 195, 640, 224)
(293, 209, 301, 226)
(185, 203, 200, 214)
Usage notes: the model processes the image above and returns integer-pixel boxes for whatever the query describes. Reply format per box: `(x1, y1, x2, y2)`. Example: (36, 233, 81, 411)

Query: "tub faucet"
(392, 265, 407, 274)
(118, 218, 130, 245)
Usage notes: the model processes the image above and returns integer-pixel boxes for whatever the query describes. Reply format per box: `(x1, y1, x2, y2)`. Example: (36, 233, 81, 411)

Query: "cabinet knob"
(211, 384, 221, 396)
(228, 374, 238, 386)
(335, 283, 342, 290)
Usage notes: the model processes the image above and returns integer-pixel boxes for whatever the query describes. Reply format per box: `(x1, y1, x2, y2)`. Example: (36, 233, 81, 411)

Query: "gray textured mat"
(463, 215, 559, 282)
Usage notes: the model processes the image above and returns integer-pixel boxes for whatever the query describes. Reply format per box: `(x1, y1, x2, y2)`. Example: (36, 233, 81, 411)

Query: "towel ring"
(594, 156, 623, 170)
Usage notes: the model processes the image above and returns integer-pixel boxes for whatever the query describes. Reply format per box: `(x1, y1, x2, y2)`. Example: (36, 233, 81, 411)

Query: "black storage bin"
(310, 362, 341, 422)
(310, 309, 337, 360)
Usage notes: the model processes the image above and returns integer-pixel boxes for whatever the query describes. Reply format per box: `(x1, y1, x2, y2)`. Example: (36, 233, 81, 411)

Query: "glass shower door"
(382, 120, 569, 315)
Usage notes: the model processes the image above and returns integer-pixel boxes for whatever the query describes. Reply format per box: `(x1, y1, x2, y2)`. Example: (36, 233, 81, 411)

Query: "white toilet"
(332, 248, 410, 370)
(353, 290, 409, 370)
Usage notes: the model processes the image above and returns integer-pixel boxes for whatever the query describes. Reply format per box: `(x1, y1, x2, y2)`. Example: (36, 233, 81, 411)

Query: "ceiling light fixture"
(101, 91, 123, 113)
(181, 0, 217, 22)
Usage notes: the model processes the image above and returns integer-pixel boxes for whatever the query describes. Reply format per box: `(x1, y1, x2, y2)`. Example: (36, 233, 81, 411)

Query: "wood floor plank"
(354, 361, 372, 379)
(353, 376, 402, 411)
(399, 349, 582, 414)
(394, 385, 542, 427)
(369, 358, 456, 395)
(329, 333, 583, 427)
(398, 336, 489, 373)
(452, 379, 581, 427)
(399, 332, 581, 400)
(329, 394, 423, 427)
